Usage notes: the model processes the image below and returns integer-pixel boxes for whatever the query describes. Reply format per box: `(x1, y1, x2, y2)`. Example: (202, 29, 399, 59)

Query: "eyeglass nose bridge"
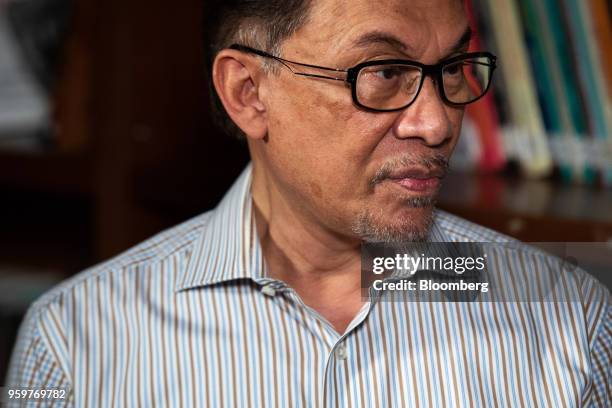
(420, 63, 444, 83)
(418, 64, 447, 103)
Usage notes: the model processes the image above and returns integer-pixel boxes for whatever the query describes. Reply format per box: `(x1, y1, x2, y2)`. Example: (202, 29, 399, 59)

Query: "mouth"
(385, 168, 444, 193)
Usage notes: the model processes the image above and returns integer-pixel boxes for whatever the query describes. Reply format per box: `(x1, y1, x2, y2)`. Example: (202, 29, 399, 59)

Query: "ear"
(212, 49, 268, 140)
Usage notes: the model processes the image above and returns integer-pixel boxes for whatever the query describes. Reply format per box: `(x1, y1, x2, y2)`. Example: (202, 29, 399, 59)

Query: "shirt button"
(335, 344, 348, 360)
(261, 285, 276, 296)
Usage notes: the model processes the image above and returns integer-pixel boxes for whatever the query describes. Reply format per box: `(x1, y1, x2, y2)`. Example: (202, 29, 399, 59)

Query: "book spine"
(483, 0, 553, 177)
(465, 0, 506, 172)
(560, 0, 611, 185)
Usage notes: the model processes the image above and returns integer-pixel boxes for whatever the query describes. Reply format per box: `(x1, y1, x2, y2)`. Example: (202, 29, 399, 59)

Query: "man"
(7, 0, 610, 406)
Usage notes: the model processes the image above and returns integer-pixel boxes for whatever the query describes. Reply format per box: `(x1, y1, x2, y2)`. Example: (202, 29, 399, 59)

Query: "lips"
(386, 168, 444, 192)
(392, 177, 440, 191)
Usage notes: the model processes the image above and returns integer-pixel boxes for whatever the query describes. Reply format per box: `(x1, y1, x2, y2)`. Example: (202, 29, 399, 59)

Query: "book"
(471, 0, 517, 164)
(588, 0, 612, 102)
(517, 0, 565, 134)
(482, 0, 553, 177)
(465, 0, 506, 173)
(560, 0, 612, 185)
(528, 0, 583, 182)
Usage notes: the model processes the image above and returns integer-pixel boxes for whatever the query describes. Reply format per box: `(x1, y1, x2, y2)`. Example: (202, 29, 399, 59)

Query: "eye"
(444, 62, 463, 75)
(374, 67, 403, 79)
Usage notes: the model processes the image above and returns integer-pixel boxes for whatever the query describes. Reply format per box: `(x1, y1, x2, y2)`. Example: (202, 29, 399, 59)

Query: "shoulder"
(28, 209, 214, 315)
(6, 210, 216, 388)
(435, 209, 610, 317)
(434, 209, 517, 243)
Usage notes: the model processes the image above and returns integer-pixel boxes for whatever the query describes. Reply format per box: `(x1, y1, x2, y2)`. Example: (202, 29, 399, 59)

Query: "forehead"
(291, 0, 467, 61)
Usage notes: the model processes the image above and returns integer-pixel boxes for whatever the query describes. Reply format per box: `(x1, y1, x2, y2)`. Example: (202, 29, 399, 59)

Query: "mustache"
(369, 154, 449, 188)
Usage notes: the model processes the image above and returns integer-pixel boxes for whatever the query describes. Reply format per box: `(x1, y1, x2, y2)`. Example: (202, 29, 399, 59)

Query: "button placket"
(335, 343, 348, 360)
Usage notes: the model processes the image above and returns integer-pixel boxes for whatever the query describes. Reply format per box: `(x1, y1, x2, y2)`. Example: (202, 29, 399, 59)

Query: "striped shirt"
(7, 164, 611, 407)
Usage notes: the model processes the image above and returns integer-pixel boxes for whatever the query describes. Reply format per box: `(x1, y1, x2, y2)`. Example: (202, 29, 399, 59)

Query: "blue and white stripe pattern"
(7, 164, 611, 407)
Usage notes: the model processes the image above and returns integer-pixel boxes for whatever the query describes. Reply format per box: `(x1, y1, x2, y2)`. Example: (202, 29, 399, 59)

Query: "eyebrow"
(352, 30, 411, 53)
(350, 26, 473, 59)
(451, 26, 473, 53)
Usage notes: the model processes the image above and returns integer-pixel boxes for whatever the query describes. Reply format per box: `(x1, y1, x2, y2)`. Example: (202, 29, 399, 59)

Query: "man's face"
(258, 0, 468, 242)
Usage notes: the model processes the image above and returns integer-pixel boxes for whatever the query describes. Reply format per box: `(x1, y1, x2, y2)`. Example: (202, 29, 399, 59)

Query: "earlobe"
(212, 50, 268, 140)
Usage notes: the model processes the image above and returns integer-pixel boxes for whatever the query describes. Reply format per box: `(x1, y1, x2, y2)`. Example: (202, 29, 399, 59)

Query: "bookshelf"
(464, 0, 612, 185)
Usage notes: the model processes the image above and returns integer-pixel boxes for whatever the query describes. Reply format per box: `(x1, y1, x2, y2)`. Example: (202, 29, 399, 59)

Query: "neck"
(249, 158, 366, 335)
(251, 161, 362, 282)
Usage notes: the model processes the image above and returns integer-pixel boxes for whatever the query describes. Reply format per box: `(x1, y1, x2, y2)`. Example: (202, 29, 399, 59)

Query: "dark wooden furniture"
(438, 172, 612, 242)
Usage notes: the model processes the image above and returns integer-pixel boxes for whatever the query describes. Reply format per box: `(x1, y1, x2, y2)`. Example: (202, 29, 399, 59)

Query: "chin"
(352, 202, 436, 243)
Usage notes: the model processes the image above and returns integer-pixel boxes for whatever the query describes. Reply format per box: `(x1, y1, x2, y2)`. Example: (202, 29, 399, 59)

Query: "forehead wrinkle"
(351, 31, 415, 56)
(284, 0, 468, 65)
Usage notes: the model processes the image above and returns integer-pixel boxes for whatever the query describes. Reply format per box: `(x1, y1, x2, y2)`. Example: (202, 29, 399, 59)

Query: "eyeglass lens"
(355, 56, 493, 110)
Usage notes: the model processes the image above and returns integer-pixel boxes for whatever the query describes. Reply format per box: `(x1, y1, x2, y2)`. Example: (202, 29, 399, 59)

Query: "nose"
(392, 77, 453, 147)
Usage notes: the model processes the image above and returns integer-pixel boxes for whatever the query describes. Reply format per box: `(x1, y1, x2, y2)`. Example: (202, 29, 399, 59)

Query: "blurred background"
(0, 0, 610, 383)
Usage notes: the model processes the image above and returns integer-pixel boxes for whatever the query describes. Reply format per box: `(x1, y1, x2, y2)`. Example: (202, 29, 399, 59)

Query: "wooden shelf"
(438, 172, 612, 242)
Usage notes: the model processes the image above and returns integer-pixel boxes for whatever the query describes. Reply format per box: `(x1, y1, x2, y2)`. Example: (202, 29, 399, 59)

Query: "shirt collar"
(175, 163, 452, 291)
(175, 164, 266, 291)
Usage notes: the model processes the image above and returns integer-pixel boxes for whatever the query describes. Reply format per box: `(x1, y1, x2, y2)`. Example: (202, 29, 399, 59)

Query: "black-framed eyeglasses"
(230, 44, 497, 112)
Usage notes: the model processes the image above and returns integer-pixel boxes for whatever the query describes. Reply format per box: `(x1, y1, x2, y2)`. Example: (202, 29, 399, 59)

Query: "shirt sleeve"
(588, 303, 611, 408)
(6, 305, 73, 407)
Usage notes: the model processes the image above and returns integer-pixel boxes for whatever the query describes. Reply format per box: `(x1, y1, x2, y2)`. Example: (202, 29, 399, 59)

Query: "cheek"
(266, 87, 387, 198)
(301, 109, 388, 194)
(447, 107, 465, 150)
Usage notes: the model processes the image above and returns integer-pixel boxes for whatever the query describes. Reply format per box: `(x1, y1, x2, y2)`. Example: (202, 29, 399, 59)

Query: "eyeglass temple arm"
(229, 44, 348, 82)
